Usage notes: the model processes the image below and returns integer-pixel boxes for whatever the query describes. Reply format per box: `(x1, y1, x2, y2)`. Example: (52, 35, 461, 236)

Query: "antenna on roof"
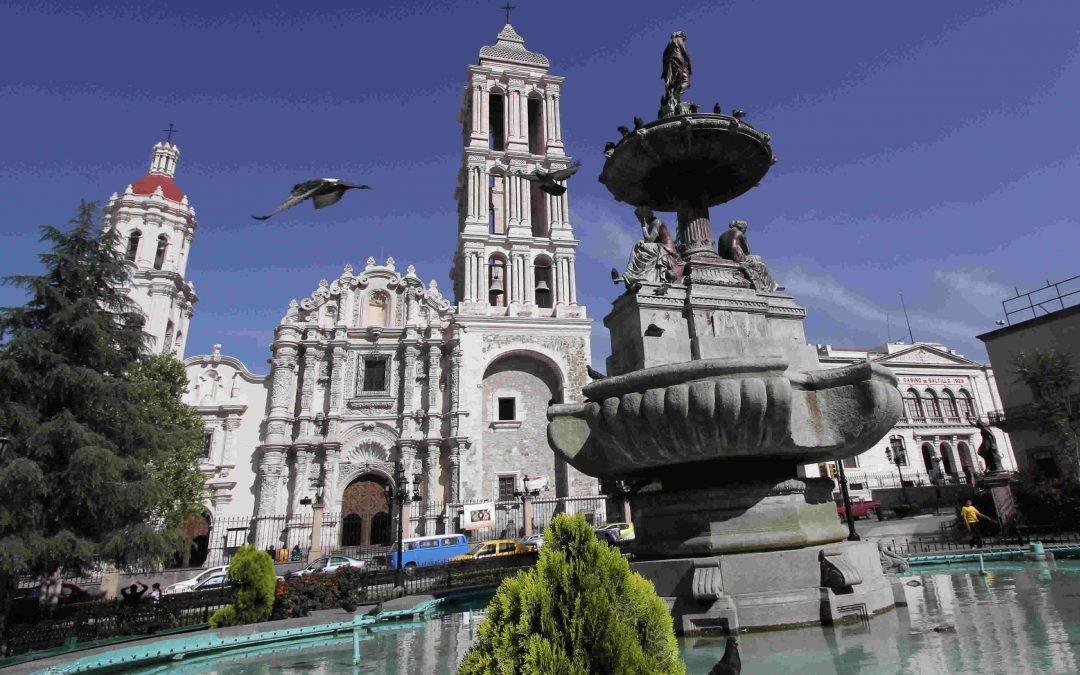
(886, 312, 892, 343)
(162, 122, 178, 143)
(899, 291, 915, 344)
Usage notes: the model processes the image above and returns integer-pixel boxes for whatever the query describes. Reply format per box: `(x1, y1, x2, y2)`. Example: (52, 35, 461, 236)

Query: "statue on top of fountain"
(616, 206, 685, 291)
(661, 31, 693, 118)
(718, 220, 779, 292)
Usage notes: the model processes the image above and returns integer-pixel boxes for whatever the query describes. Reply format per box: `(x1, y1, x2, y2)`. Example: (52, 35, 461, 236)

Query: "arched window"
(958, 389, 976, 420)
(527, 93, 544, 154)
(488, 255, 507, 307)
(922, 389, 941, 419)
(534, 256, 553, 308)
(125, 229, 141, 262)
(163, 320, 175, 355)
(173, 330, 183, 354)
(489, 171, 506, 235)
(488, 90, 506, 151)
(366, 292, 389, 326)
(530, 182, 548, 237)
(921, 443, 936, 474)
(904, 388, 923, 419)
(153, 234, 168, 270)
(939, 442, 956, 476)
(941, 390, 959, 418)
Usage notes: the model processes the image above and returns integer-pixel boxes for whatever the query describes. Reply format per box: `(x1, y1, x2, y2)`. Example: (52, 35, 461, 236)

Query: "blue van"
(385, 534, 468, 570)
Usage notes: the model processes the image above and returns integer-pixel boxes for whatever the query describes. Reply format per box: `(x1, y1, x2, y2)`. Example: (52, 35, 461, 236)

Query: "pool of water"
(129, 561, 1080, 674)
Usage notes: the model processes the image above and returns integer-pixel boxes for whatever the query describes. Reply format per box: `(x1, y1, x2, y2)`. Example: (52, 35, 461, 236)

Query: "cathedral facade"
(112, 24, 599, 553)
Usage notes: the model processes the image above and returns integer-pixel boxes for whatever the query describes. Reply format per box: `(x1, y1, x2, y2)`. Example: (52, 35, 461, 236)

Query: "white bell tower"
(103, 134, 198, 357)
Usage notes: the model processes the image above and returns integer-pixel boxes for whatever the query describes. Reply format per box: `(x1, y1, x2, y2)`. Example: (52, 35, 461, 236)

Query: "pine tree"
(459, 513, 685, 674)
(0, 202, 196, 628)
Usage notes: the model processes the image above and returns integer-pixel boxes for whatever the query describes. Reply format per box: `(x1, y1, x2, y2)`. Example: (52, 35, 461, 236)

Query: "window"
(153, 234, 168, 270)
(904, 389, 923, 419)
(440, 537, 458, 547)
(498, 397, 516, 421)
(527, 96, 544, 154)
(489, 92, 505, 151)
(361, 357, 388, 392)
(842, 456, 858, 469)
(958, 389, 976, 419)
(889, 437, 908, 466)
(498, 542, 517, 554)
(478, 544, 495, 557)
(498, 475, 516, 501)
(126, 230, 141, 261)
(922, 390, 941, 418)
(530, 183, 548, 237)
(202, 431, 213, 459)
(850, 482, 865, 491)
(941, 391, 959, 418)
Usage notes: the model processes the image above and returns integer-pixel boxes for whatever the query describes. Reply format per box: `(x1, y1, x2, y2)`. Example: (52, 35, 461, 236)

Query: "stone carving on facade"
(482, 334, 588, 396)
(346, 399, 395, 415)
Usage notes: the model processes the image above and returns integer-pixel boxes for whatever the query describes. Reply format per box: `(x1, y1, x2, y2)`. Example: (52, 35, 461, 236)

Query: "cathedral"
(109, 23, 599, 554)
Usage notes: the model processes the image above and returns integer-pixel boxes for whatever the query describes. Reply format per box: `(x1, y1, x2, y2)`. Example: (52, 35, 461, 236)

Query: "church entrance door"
(341, 473, 391, 547)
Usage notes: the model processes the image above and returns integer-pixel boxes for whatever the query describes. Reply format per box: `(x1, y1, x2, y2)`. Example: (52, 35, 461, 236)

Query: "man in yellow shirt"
(960, 499, 992, 548)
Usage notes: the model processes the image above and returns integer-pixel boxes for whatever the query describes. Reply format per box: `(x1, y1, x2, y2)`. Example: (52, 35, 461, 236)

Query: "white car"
(520, 534, 544, 550)
(165, 565, 229, 595)
(290, 555, 367, 577)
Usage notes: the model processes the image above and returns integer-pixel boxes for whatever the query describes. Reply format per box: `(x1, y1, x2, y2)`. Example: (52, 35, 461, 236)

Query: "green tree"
(129, 353, 208, 529)
(459, 513, 684, 675)
(209, 546, 276, 628)
(0, 202, 191, 631)
(1012, 348, 1080, 478)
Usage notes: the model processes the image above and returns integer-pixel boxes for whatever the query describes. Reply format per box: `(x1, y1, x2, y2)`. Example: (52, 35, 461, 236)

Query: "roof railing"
(1002, 274, 1080, 325)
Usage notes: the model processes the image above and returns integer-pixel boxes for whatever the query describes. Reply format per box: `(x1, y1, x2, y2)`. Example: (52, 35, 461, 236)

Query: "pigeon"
(689, 103, 699, 113)
(586, 365, 606, 380)
(617, 125, 631, 138)
(610, 268, 622, 284)
(603, 142, 617, 157)
(633, 116, 645, 130)
(518, 162, 581, 197)
(252, 179, 371, 220)
(708, 637, 741, 675)
(731, 109, 747, 120)
(713, 102, 723, 114)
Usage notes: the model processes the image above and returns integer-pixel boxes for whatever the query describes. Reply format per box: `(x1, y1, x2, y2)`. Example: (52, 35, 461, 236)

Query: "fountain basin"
(599, 114, 775, 210)
(548, 359, 902, 479)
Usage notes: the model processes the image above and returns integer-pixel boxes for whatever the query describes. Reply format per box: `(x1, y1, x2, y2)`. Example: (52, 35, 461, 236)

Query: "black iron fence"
(2, 585, 234, 658)
(882, 528, 1080, 557)
(446, 495, 609, 543)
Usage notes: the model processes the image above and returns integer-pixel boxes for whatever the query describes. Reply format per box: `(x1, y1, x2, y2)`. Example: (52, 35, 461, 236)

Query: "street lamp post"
(885, 440, 910, 504)
(834, 460, 860, 541)
(393, 461, 408, 588)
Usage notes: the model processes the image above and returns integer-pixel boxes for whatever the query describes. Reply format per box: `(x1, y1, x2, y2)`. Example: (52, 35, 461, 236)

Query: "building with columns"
(104, 140, 197, 357)
(802, 341, 1015, 495)
(174, 22, 597, 558)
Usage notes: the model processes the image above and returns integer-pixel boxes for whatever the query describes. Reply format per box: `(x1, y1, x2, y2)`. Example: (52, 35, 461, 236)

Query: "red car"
(837, 498, 880, 520)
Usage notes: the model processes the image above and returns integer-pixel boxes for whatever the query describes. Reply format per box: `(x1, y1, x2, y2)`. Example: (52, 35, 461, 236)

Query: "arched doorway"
(341, 474, 391, 547)
(939, 442, 955, 477)
(178, 511, 212, 567)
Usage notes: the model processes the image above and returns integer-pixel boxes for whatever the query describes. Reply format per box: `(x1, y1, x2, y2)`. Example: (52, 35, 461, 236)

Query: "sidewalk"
(858, 513, 955, 541)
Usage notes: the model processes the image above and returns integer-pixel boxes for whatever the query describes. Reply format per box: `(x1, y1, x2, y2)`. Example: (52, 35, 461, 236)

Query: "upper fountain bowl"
(599, 114, 775, 211)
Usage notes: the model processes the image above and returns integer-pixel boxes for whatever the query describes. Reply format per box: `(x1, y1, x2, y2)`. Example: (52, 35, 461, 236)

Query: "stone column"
(470, 78, 486, 142)
(553, 93, 563, 143)
(448, 334, 463, 437)
(399, 441, 420, 538)
(328, 345, 346, 416)
(298, 347, 319, 433)
(426, 341, 442, 417)
(676, 204, 714, 257)
(568, 258, 578, 305)
(480, 80, 490, 139)
(402, 340, 420, 435)
(257, 447, 287, 516)
(464, 254, 475, 302)
(448, 440, 465, 504)
(423, 441, 442, 534)
(290, 447, 312, 516)
(476, 253, 488, 303)
(222, 417, 241, 465)
(524, 254, 535, 305)
(321, 441, 342, 519)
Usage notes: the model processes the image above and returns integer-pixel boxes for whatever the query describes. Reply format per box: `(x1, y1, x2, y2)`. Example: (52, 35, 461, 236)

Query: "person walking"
(961, 499, 993, 549)
(276, 545, 289, 564)
(148, 583, 162, 603)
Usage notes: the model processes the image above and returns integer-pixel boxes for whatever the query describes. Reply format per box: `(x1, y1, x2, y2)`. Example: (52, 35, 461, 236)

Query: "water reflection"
(134, 562, 1080, 674)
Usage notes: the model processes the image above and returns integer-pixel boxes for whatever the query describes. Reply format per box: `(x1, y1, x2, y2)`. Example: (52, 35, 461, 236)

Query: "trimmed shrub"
(458, 513, 684, 674)
(209, 546, 276, 628)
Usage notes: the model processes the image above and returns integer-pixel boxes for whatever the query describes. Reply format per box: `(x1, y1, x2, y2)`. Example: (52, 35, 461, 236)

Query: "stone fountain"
(548, 32, 903, 634)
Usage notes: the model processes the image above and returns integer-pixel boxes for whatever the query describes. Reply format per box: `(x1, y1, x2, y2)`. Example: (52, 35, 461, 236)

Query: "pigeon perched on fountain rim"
(252, 178, 371, 220)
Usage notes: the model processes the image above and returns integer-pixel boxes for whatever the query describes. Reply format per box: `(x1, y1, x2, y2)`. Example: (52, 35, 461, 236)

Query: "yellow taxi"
(450, 539, 533, 562)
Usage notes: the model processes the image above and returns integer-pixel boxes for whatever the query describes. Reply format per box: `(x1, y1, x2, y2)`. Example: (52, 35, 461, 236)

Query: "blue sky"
(2, 0, 1077, 372)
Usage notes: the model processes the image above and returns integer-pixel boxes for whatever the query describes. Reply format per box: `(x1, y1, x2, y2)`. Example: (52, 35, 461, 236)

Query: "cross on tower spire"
(162, 122, 178, 143)
(501, 2, 515, 24)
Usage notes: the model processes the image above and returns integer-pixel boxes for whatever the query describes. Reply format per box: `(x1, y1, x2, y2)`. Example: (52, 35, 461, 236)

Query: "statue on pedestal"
(615, 206, 684, 290)
(661, 31, 692, 117)
(975, 418, 1003, 473)
(718, 220, 778, 292)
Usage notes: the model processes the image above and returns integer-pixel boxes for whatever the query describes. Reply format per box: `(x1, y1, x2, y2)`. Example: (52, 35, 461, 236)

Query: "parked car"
(384, 534, 470, 570)
(597, 522, 635, 541)
(450, 539, 533, 562)
(290, 555, 367, 578)
(193, 572, 229, 590)
(520, 534, 544, 550)
(165, 565, 229, 595)
(837, 498, 881, 520)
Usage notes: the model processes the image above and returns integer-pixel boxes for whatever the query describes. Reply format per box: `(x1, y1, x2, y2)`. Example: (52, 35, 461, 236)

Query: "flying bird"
(708, 637, 741, 675)
(586, 365, 607, 380)
(518, 162, 580, 196)
(252, 179, 371, 220)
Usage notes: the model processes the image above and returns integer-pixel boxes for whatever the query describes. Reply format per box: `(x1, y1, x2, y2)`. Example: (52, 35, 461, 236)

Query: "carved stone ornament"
(820, 549, 863, 590)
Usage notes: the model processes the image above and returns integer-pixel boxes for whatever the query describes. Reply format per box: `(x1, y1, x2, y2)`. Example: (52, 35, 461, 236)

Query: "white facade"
(104, 141, 197, 357)
(803, 341, 1015, 493)
(176, 24, 597, 550)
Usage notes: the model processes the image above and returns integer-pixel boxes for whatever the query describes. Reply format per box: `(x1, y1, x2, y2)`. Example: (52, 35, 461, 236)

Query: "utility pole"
(899, 292, 915, 344)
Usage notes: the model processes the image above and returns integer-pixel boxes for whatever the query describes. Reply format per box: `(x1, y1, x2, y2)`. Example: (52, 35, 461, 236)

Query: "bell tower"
(103, 135, 198, 357)
(451, 22, 583, 318)
(446, 21, 597, 504)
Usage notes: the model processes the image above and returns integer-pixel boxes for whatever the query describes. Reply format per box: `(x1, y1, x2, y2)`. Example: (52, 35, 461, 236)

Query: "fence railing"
(444, 495, 609, 542)
(845, 471, 975, 491)
(880, 527, 1080, 557)
(2, 585, 234, 658)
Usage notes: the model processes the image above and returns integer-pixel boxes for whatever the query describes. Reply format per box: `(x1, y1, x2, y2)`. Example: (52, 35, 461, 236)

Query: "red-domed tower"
(103, 138, 198, 357)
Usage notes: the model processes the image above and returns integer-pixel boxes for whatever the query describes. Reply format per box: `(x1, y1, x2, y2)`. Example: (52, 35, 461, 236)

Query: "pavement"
(849, 513, 957, 542)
